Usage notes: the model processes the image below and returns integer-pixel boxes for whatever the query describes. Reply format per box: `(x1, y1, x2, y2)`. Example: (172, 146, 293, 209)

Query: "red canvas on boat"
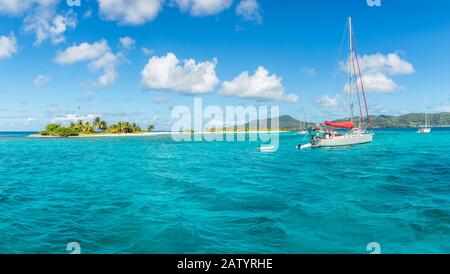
(324, 121, 355, 129)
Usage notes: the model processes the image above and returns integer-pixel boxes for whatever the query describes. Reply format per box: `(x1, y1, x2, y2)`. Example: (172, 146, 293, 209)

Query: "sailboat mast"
(304, 114, 306, 129)
(425, 96, 428, 128)
(348, 17, 354, 124)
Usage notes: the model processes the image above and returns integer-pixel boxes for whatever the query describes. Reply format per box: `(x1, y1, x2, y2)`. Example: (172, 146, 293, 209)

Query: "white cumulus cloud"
(55, 40, 109, 64)
(24, 10, 77, 45)
(33, 74, 50, 86)
(317, 94, 341, 108)
(141, 52, 220, 94)
(87, 52, 118, 87)
(52, 113, 100, 123)
(119, 36, 135, 49)
(141, 47, 154, 56)
(236, 0, 262, 24)
(355, 52, 414, 75)
(98, 0, 164, 25)
(0, 33, 17, 59)
(0, 0, 38, 15)
(153, 95, 168, 104)
(221, 66, 299, 103)
(25, 117, 38, 123)
(316, 94, 347, 115)
(55, 40, 119, 87)
(172, 0, 233, 16)
(302, 67, 316, 77)
(344, 72, 401, 93)
(0, 0, 77, 45)
(341, 52, 414, 93)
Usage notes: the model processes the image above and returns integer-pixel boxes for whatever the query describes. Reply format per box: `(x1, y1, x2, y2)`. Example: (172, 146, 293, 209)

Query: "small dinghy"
(297, 143, 313, 149)
(258, 145, 276, 152)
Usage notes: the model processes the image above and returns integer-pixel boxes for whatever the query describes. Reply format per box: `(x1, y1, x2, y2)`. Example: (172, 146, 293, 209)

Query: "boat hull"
(417, 128, 431, 134)
(259, 145, 277, 152)
(315, 133, 373, 147)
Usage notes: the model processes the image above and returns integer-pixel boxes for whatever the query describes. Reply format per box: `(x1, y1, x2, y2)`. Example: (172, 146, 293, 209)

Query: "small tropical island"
(30, 112, 450, 138)
(31, 117, 158, 138)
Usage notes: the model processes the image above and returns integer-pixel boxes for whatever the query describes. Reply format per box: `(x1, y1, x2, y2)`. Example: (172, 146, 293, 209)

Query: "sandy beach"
(28, 131, 289, 138)
(28, 132, 173, 138)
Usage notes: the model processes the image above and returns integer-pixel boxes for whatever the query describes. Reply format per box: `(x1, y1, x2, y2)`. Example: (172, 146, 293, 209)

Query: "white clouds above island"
(221, 66, 299, 103)
(141, 52, 220, 94)
(98, 0, 164, 25)
(55, 40, 119, 87)
(172, 0, 233, 16)
(341, 52, 414, 93)
(0, 33, 17, 59)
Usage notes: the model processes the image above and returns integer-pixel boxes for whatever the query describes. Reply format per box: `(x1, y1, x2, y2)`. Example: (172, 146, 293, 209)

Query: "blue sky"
(1, 0, 450, 131)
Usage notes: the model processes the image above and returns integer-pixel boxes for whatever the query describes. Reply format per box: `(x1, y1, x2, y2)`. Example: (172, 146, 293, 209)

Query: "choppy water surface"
(0, 129, 449, 253)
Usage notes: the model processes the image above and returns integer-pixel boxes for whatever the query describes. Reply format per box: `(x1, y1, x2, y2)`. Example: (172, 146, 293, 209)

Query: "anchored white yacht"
(417, 96, 431, 134)
(418, 127, 431, 134)
(297, 115, 308, 135)
(299, 17, 373, 149)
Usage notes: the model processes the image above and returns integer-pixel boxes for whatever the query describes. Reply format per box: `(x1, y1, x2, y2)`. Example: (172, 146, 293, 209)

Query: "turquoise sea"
(0, 129, 449, 254)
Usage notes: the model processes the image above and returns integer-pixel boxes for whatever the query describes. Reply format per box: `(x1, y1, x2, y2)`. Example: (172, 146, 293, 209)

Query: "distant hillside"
(335, 112, 450, 128)
(255, 115, 314, 130)
(232, 112, 450, 131)
(231, 115, 312, 131)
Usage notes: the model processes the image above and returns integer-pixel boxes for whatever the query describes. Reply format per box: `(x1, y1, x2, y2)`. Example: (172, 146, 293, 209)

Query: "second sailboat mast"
(348, 17, 355, 125)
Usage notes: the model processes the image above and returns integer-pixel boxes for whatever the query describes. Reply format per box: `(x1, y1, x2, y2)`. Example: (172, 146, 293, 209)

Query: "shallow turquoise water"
(0, 129, 449, 254)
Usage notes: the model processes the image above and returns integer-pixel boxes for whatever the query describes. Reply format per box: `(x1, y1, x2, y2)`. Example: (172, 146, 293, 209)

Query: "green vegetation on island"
(236, 115, 314, 132)
(335, 112, 450, 128)
(239, 113, 450, 131)
(207, 127, 279, 132)
(39, 112, 450, 137)
(40, 117, 155, 137)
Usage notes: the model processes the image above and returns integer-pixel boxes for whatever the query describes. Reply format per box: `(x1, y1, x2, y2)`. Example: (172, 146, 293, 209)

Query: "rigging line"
(351, 51, 364, 128)
(348, 18, 354, 123)
(352, 31, 371, 128)
(326, 20, 348, 94)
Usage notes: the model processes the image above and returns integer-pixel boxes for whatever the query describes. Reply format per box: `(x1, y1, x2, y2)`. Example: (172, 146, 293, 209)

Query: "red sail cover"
(324, 121, 354, 129)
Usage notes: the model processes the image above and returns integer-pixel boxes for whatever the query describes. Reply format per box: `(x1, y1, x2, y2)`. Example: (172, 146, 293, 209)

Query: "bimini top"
(324, 121, 355, 129)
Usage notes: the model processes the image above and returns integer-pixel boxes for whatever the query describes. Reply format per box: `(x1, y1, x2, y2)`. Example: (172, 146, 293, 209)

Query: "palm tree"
(108, 122, 118, 133)
(98, 121, 108, 131)
(107, 123, 115, 133)
(124, 122, 133, 133)
(131, 123, 141, 133)
(70, 120, 84, 132)
(109, 122, 127, 133)
(119, 122, 127, 133)
(93, 117, 101, 131)
(147, 124, 155, 132)
(93, 117, 107, 132)
(82, 121, 94, 133)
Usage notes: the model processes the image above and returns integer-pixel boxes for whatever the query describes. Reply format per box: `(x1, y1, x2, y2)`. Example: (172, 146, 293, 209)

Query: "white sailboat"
(417, 96, 431, 134)
(299, 17, 373, 149)
(297, 115, 308, 135)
